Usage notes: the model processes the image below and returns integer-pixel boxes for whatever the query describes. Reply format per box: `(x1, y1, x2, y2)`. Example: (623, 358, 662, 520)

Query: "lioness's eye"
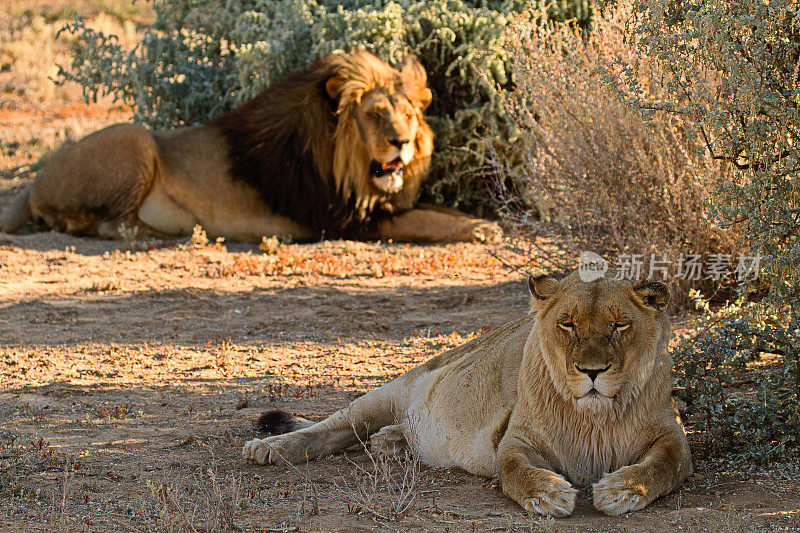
(558, 321, 575, 332)
(613, 322, 630, 332)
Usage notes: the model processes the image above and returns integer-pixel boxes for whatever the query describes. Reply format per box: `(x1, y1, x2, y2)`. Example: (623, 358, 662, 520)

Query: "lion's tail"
(255, 409, 315, 435)
(0, 182, 32, 234)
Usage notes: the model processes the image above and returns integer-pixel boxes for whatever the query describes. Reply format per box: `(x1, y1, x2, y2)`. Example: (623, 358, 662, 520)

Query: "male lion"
(0, 50, 499, 243)
(243, 272, 692, 517)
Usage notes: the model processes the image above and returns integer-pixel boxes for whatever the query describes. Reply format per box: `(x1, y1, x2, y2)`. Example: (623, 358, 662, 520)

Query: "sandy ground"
(1, 4, 799, 529)
(0, 208, 799, 532)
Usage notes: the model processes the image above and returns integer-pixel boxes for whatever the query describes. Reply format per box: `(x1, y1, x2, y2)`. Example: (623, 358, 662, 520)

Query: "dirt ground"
(1, 3, 800, 531)
(1, 207, 800, 533)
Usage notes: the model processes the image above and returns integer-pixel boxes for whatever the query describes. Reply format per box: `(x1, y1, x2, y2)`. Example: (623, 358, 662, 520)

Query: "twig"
(107, 516, 147, 533)
(56, 460, 69, 533)
(485, 247, 533, 275)
(166, 487, 199, 533)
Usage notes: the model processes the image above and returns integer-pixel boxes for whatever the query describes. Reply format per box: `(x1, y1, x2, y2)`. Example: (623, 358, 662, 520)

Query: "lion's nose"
(388, 138, 410, 148)
(575, 363, 612, 382)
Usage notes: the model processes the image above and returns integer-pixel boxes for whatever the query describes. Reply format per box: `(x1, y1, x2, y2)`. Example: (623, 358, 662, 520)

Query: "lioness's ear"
(528, 275, 560, 300)
(325, 75, 345, 101)
(633, 280, 670, 310)
(401, 56, 432, 110)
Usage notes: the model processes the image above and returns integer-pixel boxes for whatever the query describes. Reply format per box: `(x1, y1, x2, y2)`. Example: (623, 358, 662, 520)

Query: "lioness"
(0, 50, 500, 243)
(243, 272, 692, 516)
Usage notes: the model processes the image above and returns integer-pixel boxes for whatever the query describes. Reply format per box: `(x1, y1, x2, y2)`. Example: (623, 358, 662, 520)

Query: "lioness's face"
(355, 89, 421, 194)
(530, 274, 670, 413)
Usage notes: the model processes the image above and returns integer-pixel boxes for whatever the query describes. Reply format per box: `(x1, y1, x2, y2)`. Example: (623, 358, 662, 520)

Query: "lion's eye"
(558, 321, 575, 332)
(613, 322, 630, 332)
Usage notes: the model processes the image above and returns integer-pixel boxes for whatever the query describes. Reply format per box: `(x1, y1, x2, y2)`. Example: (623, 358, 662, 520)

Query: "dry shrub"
(0, 4, 143, 110)
(330, 420, 420, 522)
(0, 434, 79, 499)
(144, 455, 264, 533)
(489, 3, 738, 292)
(0, 1, 147, 171)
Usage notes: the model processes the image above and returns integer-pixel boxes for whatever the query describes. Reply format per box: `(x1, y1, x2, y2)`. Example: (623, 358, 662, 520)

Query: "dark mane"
(211, 53, 431, 240)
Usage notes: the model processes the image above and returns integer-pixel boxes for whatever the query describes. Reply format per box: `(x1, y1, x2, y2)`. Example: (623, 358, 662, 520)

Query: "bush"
(487, 3, 737, 298)
(57, 0, 589, 216)
(489, 0, 798, 460)
(623, 0, 800, 459)
(673, 295, 799, 461)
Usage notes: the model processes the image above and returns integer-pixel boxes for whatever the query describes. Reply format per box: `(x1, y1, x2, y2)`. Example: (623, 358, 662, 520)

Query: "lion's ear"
(401, 56, 432, 110)
(528, 275, 560, 300)
(633, 280, 670, 310)
(416, 87, 433, 111)
(325, 75, 345, 101)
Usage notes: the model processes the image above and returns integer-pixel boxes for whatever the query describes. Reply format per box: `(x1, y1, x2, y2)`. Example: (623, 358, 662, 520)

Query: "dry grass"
(489, 2, 739, 298)
(0, 0, 147, 173)
(330, 420, 421, 522)
(1, 2, 797, 530)
(0, 0, 147, 110)
(0, 234, 798, 530)
(143, 453, 263, 533)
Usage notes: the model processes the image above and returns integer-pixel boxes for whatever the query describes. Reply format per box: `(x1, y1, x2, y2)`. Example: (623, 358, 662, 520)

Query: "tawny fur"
(0, 50, 500, 243)
(243, 272, 692, 517)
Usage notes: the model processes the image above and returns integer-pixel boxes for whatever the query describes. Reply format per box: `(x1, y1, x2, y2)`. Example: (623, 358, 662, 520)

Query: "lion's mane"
(212, 50, 434, 239)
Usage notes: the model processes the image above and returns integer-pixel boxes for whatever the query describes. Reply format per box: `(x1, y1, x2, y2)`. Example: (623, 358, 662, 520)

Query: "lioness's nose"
(575, 363, 611, 382)
(389, 138, 410, 148)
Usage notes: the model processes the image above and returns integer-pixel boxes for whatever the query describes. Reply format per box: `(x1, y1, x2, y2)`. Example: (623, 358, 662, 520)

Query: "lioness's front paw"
(242, 435, 304, 465)
(592, 466, 648, 516)
(243, 438, 278, 465)
(521, 474, 577, 518)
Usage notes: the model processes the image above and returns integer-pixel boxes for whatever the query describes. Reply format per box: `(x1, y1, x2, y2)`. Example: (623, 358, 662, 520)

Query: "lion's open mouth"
(370, 158, 405, 178)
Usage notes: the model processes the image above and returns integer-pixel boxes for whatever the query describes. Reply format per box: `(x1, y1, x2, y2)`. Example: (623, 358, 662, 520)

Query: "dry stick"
(502, 234, 573, 272)
(259, 417, 418, 522)
(304, 457, 320, 516)
(256, 444, 319, 517)
(166, 487, 200, 533)
(56, 460, 69, 533)
(339, 417, 419, 520)
(107, 516, 147, 533)
(485, 247, 534, 276)
(332, 465, 393, 521)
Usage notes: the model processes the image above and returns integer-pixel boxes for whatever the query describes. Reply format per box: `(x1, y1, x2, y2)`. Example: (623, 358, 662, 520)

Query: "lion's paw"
(592, 467, 648, 516)
(521, 474, 577, 518)
(467, 219, 503, 243)
(242, 434, 307, 466)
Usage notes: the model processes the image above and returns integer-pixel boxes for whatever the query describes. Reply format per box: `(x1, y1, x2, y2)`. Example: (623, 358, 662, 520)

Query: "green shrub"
(57, 0, 590, 215)
(622, 0, 800, 460)
(673, 295, 799, 461)
(489, 0, 798, 460)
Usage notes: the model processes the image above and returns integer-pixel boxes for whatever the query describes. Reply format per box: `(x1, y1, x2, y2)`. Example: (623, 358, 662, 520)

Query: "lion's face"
(529, 273, 670, 414)
(355, 89, 421, 194)
(326, 52, 434, 197)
